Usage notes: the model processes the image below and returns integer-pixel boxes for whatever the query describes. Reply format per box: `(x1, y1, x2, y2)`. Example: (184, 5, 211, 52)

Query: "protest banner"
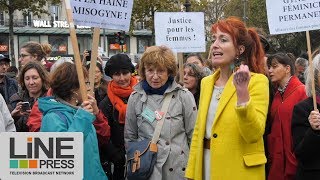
(155, 12, 205, 82)
(266, 0, 320, 109)
(70, 0, 133, 31)
(70, 0, 134, 93)
(155, 12, 205, 53)
(266, 0, 320, 35)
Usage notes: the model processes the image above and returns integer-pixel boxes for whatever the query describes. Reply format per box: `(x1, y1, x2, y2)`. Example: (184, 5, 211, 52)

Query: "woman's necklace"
(214, 86, 224, 100)
(278, 76, 292, 95)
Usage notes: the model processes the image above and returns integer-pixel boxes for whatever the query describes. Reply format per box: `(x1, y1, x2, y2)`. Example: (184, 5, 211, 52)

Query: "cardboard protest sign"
(71, 0, 133, 31)
(266, 0, 320, 35)
(155, 12, 205, 53)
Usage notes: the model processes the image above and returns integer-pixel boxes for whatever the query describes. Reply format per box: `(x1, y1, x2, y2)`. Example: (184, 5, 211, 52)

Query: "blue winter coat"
(38, 96, 107, 180)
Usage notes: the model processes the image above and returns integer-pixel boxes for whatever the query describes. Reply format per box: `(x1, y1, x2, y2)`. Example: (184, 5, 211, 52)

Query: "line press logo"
(0, 132, 83, 180)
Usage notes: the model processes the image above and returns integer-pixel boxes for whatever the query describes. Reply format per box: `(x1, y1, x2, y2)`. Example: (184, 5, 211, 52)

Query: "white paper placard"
(266, 0, 320, 34)
(70, 0, 133, 31)
(155, 12, 206, 53)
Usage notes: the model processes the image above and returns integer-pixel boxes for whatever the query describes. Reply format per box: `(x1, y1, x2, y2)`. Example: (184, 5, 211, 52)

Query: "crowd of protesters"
(0, 16, 320, 180)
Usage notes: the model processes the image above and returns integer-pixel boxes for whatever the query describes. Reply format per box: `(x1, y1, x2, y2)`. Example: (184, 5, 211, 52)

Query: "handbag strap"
(151, 91, 173, 144)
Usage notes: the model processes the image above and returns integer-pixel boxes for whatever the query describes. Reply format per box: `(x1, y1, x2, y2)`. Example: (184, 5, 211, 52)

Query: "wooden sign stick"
(306, 30, 316, 110)
(64, 0, 88, 101)
(177, 53, 184, 84)
(88, 27, 100, 95)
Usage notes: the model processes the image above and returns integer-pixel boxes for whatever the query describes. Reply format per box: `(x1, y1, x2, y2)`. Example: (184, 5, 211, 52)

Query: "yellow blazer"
(185, 70, 269, 180)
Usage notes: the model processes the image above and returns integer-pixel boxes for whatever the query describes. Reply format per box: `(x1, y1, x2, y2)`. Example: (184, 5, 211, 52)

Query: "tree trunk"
(8, 1, 15, 66)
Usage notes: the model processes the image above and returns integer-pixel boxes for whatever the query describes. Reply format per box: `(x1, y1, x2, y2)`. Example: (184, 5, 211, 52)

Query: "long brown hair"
(19, 61, 49, 93)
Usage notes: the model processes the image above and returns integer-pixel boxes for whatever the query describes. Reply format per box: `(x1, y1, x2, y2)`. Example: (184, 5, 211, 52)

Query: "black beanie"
(104, 54, 135, 77)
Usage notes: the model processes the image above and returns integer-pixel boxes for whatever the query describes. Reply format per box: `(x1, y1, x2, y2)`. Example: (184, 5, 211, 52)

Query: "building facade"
(0, 2, 153, 67)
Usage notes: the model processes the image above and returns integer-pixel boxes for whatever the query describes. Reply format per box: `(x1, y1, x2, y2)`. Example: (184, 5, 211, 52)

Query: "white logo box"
(0, 132, 83, 180)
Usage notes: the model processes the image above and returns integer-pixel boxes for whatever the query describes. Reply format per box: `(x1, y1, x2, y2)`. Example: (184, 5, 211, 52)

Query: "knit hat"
(104, 54, 134, 77)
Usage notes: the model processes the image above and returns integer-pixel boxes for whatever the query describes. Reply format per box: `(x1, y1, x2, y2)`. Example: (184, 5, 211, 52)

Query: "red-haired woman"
(185, 17, 269, 180)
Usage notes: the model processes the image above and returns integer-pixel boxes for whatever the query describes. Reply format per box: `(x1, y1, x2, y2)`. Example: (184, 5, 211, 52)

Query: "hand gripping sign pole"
(306, 31, 317, 110)
(64, 0, 88, 101)
(88, 28, 101, 95)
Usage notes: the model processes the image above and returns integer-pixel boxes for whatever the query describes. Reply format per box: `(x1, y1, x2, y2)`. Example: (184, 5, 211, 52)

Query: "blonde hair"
(139, 46, 177, 80)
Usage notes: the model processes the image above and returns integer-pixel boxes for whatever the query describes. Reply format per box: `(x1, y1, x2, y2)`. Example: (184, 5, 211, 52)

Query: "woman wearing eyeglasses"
(125, 46, 197, 180)
(18, 41, 52, 67)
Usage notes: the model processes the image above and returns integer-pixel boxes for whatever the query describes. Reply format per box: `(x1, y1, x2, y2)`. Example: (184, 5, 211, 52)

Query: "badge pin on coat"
(155, 111, 164, 120)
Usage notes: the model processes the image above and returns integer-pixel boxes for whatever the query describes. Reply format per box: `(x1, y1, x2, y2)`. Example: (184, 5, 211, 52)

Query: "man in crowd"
(295, 57, 308, 84)
(0, 54, 18, 104)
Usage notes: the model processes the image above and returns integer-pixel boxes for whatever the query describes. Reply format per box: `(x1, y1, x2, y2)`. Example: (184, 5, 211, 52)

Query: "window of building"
(50, 5, 60, 21)
(0, 35, 9, 55)
(107, 35, 130, 57)
(137, 37, 151, 54)
(77, 36, 92, 54)
(0, 11, 5, 26)
(18, 36, 40, 52)
(23, 11, 32, 26)
(48, 35, 68, 56)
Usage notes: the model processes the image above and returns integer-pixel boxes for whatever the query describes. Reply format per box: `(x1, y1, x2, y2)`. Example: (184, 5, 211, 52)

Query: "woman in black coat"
(98, 54, 138, 180)
(292, 53, 320, 180)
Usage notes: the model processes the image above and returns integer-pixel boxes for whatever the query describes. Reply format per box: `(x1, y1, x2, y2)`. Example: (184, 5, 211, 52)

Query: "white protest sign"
(266, 0, 320, 35)
(155, 12, 205, 53)
(70, 0, 133, 31)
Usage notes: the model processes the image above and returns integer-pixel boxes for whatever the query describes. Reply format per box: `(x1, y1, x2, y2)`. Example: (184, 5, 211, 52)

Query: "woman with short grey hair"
(292, 53, 320, 180)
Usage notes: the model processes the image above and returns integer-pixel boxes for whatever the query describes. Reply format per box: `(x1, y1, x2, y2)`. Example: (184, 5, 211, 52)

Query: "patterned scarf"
(107, 76, 138, 124)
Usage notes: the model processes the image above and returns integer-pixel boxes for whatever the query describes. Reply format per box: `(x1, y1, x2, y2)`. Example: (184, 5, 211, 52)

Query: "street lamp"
(184, 0, 191, 12)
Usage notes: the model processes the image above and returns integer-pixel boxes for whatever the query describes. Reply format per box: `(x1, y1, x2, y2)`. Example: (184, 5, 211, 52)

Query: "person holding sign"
(185, 17, 269, 180)
(292, 53, 320, 180)
(125, 46, 197, 180)
(39, 62, 107, 180)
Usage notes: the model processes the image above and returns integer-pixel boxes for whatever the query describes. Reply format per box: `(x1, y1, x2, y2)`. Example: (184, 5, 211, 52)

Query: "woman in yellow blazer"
(185, 17, 269, 180)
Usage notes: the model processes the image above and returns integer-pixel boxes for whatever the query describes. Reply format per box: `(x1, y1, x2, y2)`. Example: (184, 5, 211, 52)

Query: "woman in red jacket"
(266, 53, 307, 180)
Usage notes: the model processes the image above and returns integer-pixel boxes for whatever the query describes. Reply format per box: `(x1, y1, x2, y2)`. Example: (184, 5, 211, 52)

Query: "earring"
(72, 92, 79, 104)
(230, 57, 239, 72)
